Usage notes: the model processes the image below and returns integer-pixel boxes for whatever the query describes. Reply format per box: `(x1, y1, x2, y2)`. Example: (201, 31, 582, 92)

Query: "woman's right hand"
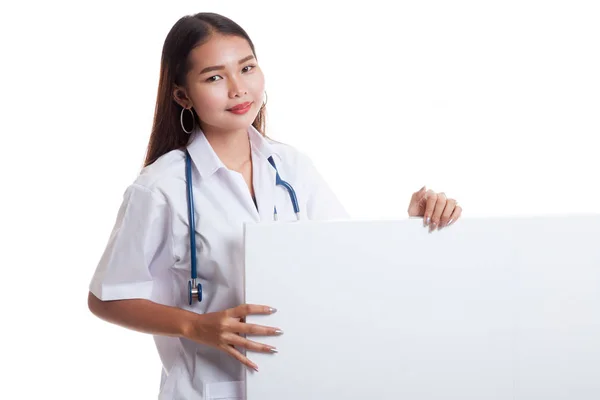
(182, 304, 282, 371)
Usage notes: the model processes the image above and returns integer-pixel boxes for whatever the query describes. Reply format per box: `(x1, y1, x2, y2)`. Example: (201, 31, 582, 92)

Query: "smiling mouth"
(227, 102, 253, 114)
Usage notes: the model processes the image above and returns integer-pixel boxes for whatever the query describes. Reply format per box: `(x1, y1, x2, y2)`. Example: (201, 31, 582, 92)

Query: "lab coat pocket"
(205, 380, 245, 400)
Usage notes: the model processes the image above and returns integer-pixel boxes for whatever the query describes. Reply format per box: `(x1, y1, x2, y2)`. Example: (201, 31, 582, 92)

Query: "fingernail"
(254, 366, 259, 372)
(430, 222, 437, 232)
(274, 329, 284, 335)
(269, 347, 278, 353)
(447, 219, 453, 226)
(269, 307, 277, 314)
(425, 216, 430, 226)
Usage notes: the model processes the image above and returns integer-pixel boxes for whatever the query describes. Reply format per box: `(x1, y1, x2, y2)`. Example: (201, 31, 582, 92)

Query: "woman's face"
(176, 34, 265, 134)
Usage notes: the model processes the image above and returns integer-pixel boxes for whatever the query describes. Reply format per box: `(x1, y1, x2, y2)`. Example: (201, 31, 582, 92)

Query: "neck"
(201, 125, 251, 169)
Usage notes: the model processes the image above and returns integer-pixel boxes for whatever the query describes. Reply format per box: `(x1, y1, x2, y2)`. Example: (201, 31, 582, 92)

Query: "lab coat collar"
(186, 125, 280, 179)
(248, 124, 281, 163)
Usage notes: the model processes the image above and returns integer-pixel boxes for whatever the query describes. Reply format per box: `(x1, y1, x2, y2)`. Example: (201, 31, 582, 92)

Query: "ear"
(173, 86, 191, 108)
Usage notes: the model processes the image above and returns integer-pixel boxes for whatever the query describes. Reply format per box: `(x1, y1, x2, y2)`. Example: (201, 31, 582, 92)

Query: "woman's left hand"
(407, 186, 462, 232)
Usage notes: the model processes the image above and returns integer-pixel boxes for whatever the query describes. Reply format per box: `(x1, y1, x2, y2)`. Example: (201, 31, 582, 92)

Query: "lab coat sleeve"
(89, 183, 174, 301)
(303, 155, 351, 220)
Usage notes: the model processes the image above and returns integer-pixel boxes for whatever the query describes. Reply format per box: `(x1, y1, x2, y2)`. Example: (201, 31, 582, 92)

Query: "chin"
(228, 112, 259, 128)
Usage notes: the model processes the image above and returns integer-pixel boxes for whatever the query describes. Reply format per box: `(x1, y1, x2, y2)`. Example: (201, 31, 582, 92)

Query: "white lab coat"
(88, 125, 349, 399)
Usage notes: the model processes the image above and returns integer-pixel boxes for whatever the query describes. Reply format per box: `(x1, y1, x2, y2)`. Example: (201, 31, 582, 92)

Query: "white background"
(0, 1, 598, 398)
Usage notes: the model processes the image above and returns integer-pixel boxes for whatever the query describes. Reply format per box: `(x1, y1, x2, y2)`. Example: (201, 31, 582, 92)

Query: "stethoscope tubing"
(185, 150, 299, 304)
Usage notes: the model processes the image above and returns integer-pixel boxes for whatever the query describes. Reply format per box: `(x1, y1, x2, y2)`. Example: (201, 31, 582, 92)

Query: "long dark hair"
(143, 12, 266, 167)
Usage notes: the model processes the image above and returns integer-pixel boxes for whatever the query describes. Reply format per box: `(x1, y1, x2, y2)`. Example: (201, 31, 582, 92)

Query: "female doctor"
(87, 12, 463, 400)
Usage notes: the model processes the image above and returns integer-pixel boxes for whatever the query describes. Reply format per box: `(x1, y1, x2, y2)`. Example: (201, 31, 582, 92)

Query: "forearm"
(87, 291, 194, 338)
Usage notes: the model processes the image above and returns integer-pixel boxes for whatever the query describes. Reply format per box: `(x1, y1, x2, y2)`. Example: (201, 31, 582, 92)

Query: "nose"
(228, 76, 247, 98)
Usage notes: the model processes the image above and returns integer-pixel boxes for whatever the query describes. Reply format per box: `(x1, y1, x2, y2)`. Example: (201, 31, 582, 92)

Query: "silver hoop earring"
(180, 107, 195, 134)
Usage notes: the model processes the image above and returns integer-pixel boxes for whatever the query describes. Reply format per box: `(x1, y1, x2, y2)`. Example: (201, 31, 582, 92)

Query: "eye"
(242, 65, 256, 73)
(206, 75, 222, 82)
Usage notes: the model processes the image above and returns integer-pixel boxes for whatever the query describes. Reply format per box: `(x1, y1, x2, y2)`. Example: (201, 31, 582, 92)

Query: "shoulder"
(264, 137, 332, 196)
(128, 148, 186, 199)
(265, 137, 316, 173)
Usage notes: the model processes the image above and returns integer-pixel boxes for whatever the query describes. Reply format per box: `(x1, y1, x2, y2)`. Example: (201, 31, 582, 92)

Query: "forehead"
(188, 34, 254, 70)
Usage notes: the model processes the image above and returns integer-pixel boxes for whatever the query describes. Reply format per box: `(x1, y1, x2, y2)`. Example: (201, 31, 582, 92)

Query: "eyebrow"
(199, 55, 255, 75)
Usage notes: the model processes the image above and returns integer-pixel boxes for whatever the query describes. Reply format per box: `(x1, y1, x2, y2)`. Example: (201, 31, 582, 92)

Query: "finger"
(221, 344, 259, 372)
(423, 190, 437, 226)
(439, 198, 457, 228)
(429, 193, 447, 231)
(230, 321, 283, 336)
(408, 186, 427, 215)
(224, 332, 278, 354)
(228, 304, 277, 318)
(446, 204, 462, 226)
(411, 186, 427, 202)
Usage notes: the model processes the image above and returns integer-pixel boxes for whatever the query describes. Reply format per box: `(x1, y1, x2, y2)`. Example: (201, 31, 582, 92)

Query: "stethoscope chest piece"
(188, 279, 203, 305)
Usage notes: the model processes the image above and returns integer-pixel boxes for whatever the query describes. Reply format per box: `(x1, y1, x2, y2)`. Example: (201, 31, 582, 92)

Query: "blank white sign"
(244, 215, 600, 399)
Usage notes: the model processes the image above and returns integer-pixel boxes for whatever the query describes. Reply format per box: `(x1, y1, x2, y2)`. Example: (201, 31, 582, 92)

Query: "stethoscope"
(185, 149, 300, 305)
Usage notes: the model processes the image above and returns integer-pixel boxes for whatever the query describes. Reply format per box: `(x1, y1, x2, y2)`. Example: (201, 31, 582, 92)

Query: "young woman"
(87, 12, 462, 400)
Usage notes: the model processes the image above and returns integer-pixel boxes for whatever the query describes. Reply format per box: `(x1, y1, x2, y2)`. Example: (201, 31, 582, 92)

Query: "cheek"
(191, 85, 227, 117)
(248, 71, 265, 98)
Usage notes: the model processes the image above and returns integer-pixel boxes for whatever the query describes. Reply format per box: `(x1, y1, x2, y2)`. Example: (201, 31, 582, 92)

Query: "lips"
(227, 102, 252, 112)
